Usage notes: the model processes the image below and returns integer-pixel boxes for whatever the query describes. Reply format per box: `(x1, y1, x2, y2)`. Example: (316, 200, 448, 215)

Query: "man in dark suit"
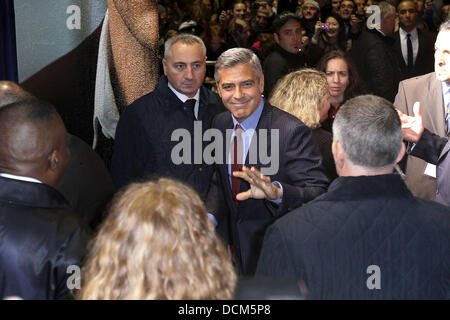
(398, 102, 450, 206)
(111, 34, 224, 200)
(351, 1, 401, 102)
(0, 99, 90, 299)
(392, 0, 436, 80)
(394, 20, 450, 200)
(257, 95, 450, 299)
(211, 48, 329, 275)
(21, 0, 159, 167)
(0, 81, 114, 229)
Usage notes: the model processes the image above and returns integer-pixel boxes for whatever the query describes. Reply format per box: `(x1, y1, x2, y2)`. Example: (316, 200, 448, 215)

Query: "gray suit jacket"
(394, 72, 446, 200)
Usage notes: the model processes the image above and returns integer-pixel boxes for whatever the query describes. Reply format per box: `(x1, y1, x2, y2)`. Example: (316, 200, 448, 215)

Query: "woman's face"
(325, 58, 349, 98)
(325, 16, 340, 38)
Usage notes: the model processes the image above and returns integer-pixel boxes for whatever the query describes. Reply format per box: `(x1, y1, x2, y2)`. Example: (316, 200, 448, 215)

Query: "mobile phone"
(321, 23, 330, 30)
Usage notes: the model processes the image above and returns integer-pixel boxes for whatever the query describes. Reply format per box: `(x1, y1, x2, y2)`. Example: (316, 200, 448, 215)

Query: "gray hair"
(378, 1, 395, 20)
(439, 19, 450, 32)
(332, 95, 402, 168)
(214, 48, 263, 82)
(164, 34, 207, 60)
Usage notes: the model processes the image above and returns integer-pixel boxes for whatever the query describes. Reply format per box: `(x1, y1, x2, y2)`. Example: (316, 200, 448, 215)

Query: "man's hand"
(396, 101, 424, 143)
(233, 166, 282, 201)
(314, 21, 323, 35)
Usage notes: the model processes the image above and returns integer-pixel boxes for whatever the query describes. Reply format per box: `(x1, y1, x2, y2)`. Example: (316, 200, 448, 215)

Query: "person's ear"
(259, 74, 265, 94)
(48, 149, 59, 172)
(332, 140, 345, 171)
(396, 142, 406, 164)
(274, 32, 280, 44)
(216, 81, 222, 98)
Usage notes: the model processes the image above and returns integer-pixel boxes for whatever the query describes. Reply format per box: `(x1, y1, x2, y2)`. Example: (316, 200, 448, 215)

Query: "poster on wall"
(17, 0, 159, 164)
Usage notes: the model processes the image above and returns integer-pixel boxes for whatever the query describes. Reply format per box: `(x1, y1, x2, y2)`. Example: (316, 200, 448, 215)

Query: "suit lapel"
(438, 140, 450, 162)
(416, 29, 424, 64)
(218, 113, 235, 204)
(426, 74, 446, 136)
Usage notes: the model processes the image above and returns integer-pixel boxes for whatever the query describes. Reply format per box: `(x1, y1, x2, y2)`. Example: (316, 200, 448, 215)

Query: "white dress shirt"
(168, 83, 200, 119)
(399, 27, 419, 66)
(0, 173, 42, 184)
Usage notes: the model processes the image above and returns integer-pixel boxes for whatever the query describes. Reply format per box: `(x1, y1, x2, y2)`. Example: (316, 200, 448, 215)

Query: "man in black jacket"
(257, 95, 450, 299)
(0, 99, 90, 299)
(263, 12, 309, 98)
(111, 34, 224, 199)
(0, 81, 114, 230)
(351, 1, 401, 102)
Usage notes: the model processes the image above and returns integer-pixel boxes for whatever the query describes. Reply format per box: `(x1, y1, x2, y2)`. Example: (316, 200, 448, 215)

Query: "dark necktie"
(407, 33, 413, 69)
(231, 124, 244, 203)
(184, 99, 197, 119)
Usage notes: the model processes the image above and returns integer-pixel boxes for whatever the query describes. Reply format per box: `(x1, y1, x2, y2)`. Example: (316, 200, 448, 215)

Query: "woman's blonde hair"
(78, 178, 236, 300)
(269, 68, 328, 129)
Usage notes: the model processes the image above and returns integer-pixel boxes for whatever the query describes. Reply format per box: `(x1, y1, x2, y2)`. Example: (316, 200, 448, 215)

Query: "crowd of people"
(1, 0, 450, 300)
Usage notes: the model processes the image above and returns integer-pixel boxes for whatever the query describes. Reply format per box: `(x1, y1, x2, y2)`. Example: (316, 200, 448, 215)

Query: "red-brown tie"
(231, 124, 244, 203)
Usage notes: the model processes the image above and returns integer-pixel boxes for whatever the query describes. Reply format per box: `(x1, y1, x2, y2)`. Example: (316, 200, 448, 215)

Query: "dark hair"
(272, 11, 302, 34)
(317, 50, 366, 101)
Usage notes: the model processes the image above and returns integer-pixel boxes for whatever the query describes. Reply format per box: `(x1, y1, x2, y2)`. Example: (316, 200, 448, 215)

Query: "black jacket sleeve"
(410, 128, 449, 165)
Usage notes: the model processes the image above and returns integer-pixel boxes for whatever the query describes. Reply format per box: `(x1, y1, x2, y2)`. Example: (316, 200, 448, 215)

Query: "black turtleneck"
(263, 44, 309, 98)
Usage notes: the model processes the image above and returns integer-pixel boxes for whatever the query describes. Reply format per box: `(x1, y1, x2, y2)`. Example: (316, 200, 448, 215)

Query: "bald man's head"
(0, 99, 70, 186)
(0, 81, 34, 108)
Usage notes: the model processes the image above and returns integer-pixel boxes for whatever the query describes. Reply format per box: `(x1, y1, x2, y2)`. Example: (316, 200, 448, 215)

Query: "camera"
(321, 23, 330, 30)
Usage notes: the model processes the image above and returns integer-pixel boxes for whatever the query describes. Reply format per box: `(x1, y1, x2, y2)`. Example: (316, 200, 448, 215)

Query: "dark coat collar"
(0, 176, 70, 209)
(155, 75, 209, 104)
(365, 27, 396, 45)
(324, 174, 414, 201)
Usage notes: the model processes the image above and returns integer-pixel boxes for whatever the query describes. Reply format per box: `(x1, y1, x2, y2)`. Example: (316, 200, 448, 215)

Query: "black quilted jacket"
(256, 174, 450, 299)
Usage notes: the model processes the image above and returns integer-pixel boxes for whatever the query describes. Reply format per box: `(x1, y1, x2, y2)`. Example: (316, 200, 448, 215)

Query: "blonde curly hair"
(269, 68, 329, 129)
(78, 178, 236, 300)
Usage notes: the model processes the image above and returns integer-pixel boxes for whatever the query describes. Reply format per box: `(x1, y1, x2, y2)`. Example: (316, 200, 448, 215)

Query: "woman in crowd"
(78, 178, 236, 300)
(309, 14, 348, 65)
(269, 69, 338, 180)
(317, 50, 366, 132)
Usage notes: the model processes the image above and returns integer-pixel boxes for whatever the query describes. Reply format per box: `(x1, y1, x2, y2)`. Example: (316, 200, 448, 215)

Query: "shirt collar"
(0, 173, 42, 184)
(168, 82, 200, 103)
(442, 81, 450, 97)
(232, 98, 264, 131)
(399, 27, 418, 39)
